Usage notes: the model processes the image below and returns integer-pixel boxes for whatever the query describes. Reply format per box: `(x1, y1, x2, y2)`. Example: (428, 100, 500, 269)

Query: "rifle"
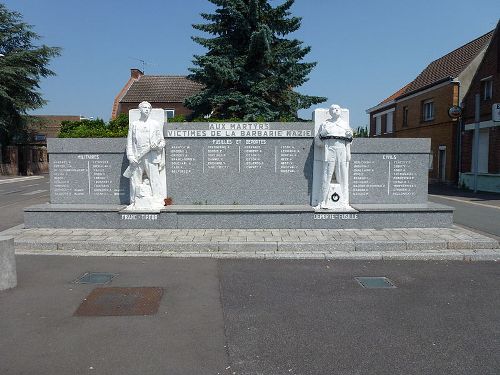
(123, 146, 151, 179)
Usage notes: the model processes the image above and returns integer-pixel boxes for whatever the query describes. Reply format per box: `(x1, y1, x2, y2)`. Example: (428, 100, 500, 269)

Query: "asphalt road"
(429, 188, 500, 240)
(0, 175, 49, 231)
(1, 256, 499, 375)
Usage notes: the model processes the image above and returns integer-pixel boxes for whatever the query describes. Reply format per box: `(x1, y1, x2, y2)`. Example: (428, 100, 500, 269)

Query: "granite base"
(24, 203, 453, 229)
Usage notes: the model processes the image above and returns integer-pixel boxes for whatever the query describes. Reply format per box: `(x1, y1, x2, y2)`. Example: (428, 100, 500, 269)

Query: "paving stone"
(355, 240, 406, 252)
(447, 240, 474, 249)
(461, 250, 500, 262)
(405, 240, 447, 250)
(57, 242, 140, 252)
(14, 241, 58, 251)
(325, 252, 382, 260)
(278, 242, 355, 252)
(218, 242, 277, 253)
(382, 251, 465, 261)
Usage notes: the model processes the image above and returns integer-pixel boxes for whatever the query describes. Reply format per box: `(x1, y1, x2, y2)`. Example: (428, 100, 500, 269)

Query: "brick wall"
(461, 24, 500, 175)
(462, 27, 500, 124)
(369, 83, 459, 183)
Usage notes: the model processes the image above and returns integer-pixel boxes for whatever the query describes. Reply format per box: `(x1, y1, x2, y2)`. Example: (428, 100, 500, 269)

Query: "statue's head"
(138, 101, 152, 117)
(329, 104, 341, 120)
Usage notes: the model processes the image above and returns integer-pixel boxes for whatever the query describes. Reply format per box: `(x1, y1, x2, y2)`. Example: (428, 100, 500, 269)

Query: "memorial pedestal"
(25, 125, 454, 231)
(24, 202, 453, 229)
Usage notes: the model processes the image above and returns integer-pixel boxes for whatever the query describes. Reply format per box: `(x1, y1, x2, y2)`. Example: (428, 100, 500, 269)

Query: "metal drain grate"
(355, 277, 396, 289)
(73, 272, 117, 285)
(74, 287, 164, 316)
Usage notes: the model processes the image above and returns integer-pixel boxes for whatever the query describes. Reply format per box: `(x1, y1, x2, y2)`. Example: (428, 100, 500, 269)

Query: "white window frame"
(423, 100, 434, 121)
(386, 111, 393, 133)
(375, 116, 381, 135)
(164, 109, 175, 119)
(482, 77, 493, 101)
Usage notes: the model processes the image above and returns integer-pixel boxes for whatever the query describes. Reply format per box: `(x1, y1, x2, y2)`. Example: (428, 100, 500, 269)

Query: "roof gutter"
(395, 76, 453, 100)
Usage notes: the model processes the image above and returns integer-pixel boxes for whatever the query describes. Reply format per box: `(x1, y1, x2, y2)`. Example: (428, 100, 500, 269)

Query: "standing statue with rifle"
(123, 101, 166, 210)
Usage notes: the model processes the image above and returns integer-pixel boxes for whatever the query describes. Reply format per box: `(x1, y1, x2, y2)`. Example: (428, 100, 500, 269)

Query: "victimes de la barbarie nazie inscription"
(167, 123, 312, 138)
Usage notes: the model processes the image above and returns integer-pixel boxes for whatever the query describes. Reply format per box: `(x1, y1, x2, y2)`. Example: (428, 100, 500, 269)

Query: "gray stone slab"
(278, 242, 355, 252)
(165, 137, 314, 205)
(24, 204, 454, 229)
(47, 138, 127, 153)
(46, 135, 432, 207)
(355, 240, 407, 252)
(350, 138, 430, 154)
(56, 242, 140, 252)
(0, 236, 17, 290)
(218, 242, 278, 252)
(405, 240, 448, 250)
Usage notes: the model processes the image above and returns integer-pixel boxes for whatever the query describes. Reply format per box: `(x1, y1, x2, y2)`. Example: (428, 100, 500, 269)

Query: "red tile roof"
(404, 30, 494, 94)
(376, 29, 494, 106)
(120, 75, 203, 103)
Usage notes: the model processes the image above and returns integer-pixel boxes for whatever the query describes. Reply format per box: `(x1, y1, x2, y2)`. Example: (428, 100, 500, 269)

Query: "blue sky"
(3, 0, 499, 127)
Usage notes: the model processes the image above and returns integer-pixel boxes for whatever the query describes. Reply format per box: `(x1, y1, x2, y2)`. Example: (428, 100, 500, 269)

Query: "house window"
(164, 109, 175, 119)
(481, 77, 493, 100)
(386, 112, 393, 133)
(402, 106, 409, 127)
(375, 116, 381, 135)
(422, 100, 434, 121)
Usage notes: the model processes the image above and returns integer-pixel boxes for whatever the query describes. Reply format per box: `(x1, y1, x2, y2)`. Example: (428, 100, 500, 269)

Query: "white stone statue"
(123, 101, 166, 210)
(314, 104, 354, 210)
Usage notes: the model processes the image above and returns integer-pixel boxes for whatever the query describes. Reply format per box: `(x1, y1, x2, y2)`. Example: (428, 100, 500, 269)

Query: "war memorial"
(23, 103, 454, 230)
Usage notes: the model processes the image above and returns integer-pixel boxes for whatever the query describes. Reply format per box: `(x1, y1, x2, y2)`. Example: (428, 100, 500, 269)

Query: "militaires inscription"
(51, 153, 127, 203)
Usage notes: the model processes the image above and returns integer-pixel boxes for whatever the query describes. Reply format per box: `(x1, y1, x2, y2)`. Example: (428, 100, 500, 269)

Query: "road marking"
(21, 189, 48, 196)
(0, 194, 49, 209)
(0, 176, 44, 185)
(20, 184, 40, 188)
(429, 194, 500, 210)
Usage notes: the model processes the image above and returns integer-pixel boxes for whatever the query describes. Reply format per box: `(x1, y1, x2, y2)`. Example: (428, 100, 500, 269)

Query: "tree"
(354, 126, 368, 138)
(0, 4, 60, 146)
(185, 0, 326, 121)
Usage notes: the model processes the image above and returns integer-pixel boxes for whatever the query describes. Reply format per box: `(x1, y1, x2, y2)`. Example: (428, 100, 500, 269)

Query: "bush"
(58, 115, 129, 138)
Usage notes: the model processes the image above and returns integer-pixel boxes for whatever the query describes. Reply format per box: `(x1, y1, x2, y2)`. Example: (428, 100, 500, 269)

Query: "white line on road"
(429, 194, 500, 210)
(0, 176, 44, 185)
(20, 184, 40, 188)
(0, 193, 49, 209)
(21, 189, 48, 196)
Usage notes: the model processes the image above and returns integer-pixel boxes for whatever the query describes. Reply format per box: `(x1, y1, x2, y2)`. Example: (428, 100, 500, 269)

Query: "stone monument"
(123, 102, 166, 211)
(24, 106, 454, 229)
(313, 104, 354, 210)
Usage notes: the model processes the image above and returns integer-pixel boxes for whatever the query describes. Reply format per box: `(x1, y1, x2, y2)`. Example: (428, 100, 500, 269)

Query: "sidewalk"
(3, 225, 499, 261)
(429, 184, 500, 207)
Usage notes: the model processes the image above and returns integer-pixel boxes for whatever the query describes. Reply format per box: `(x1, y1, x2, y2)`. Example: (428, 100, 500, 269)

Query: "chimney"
(130, 68, 144, 79)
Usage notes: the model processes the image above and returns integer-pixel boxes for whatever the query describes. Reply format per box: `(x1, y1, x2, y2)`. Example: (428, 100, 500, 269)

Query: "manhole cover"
(73, 272, 117, 285)
(355, 277, 396, 289)
(74, 287, 164, 316)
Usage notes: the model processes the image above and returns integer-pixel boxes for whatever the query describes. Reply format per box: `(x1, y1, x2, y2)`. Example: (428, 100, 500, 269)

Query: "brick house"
(111, 69, 203, 119)
(459, 21, 500, 193)
(366, 28, 495, 185)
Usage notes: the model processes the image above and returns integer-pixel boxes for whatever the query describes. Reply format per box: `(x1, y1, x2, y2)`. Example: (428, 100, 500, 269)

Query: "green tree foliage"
(58, 114, 129, 138)
(0, 4, 61, 146)
(353, 126, 368, 138)
(186, 0, 326, 121)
